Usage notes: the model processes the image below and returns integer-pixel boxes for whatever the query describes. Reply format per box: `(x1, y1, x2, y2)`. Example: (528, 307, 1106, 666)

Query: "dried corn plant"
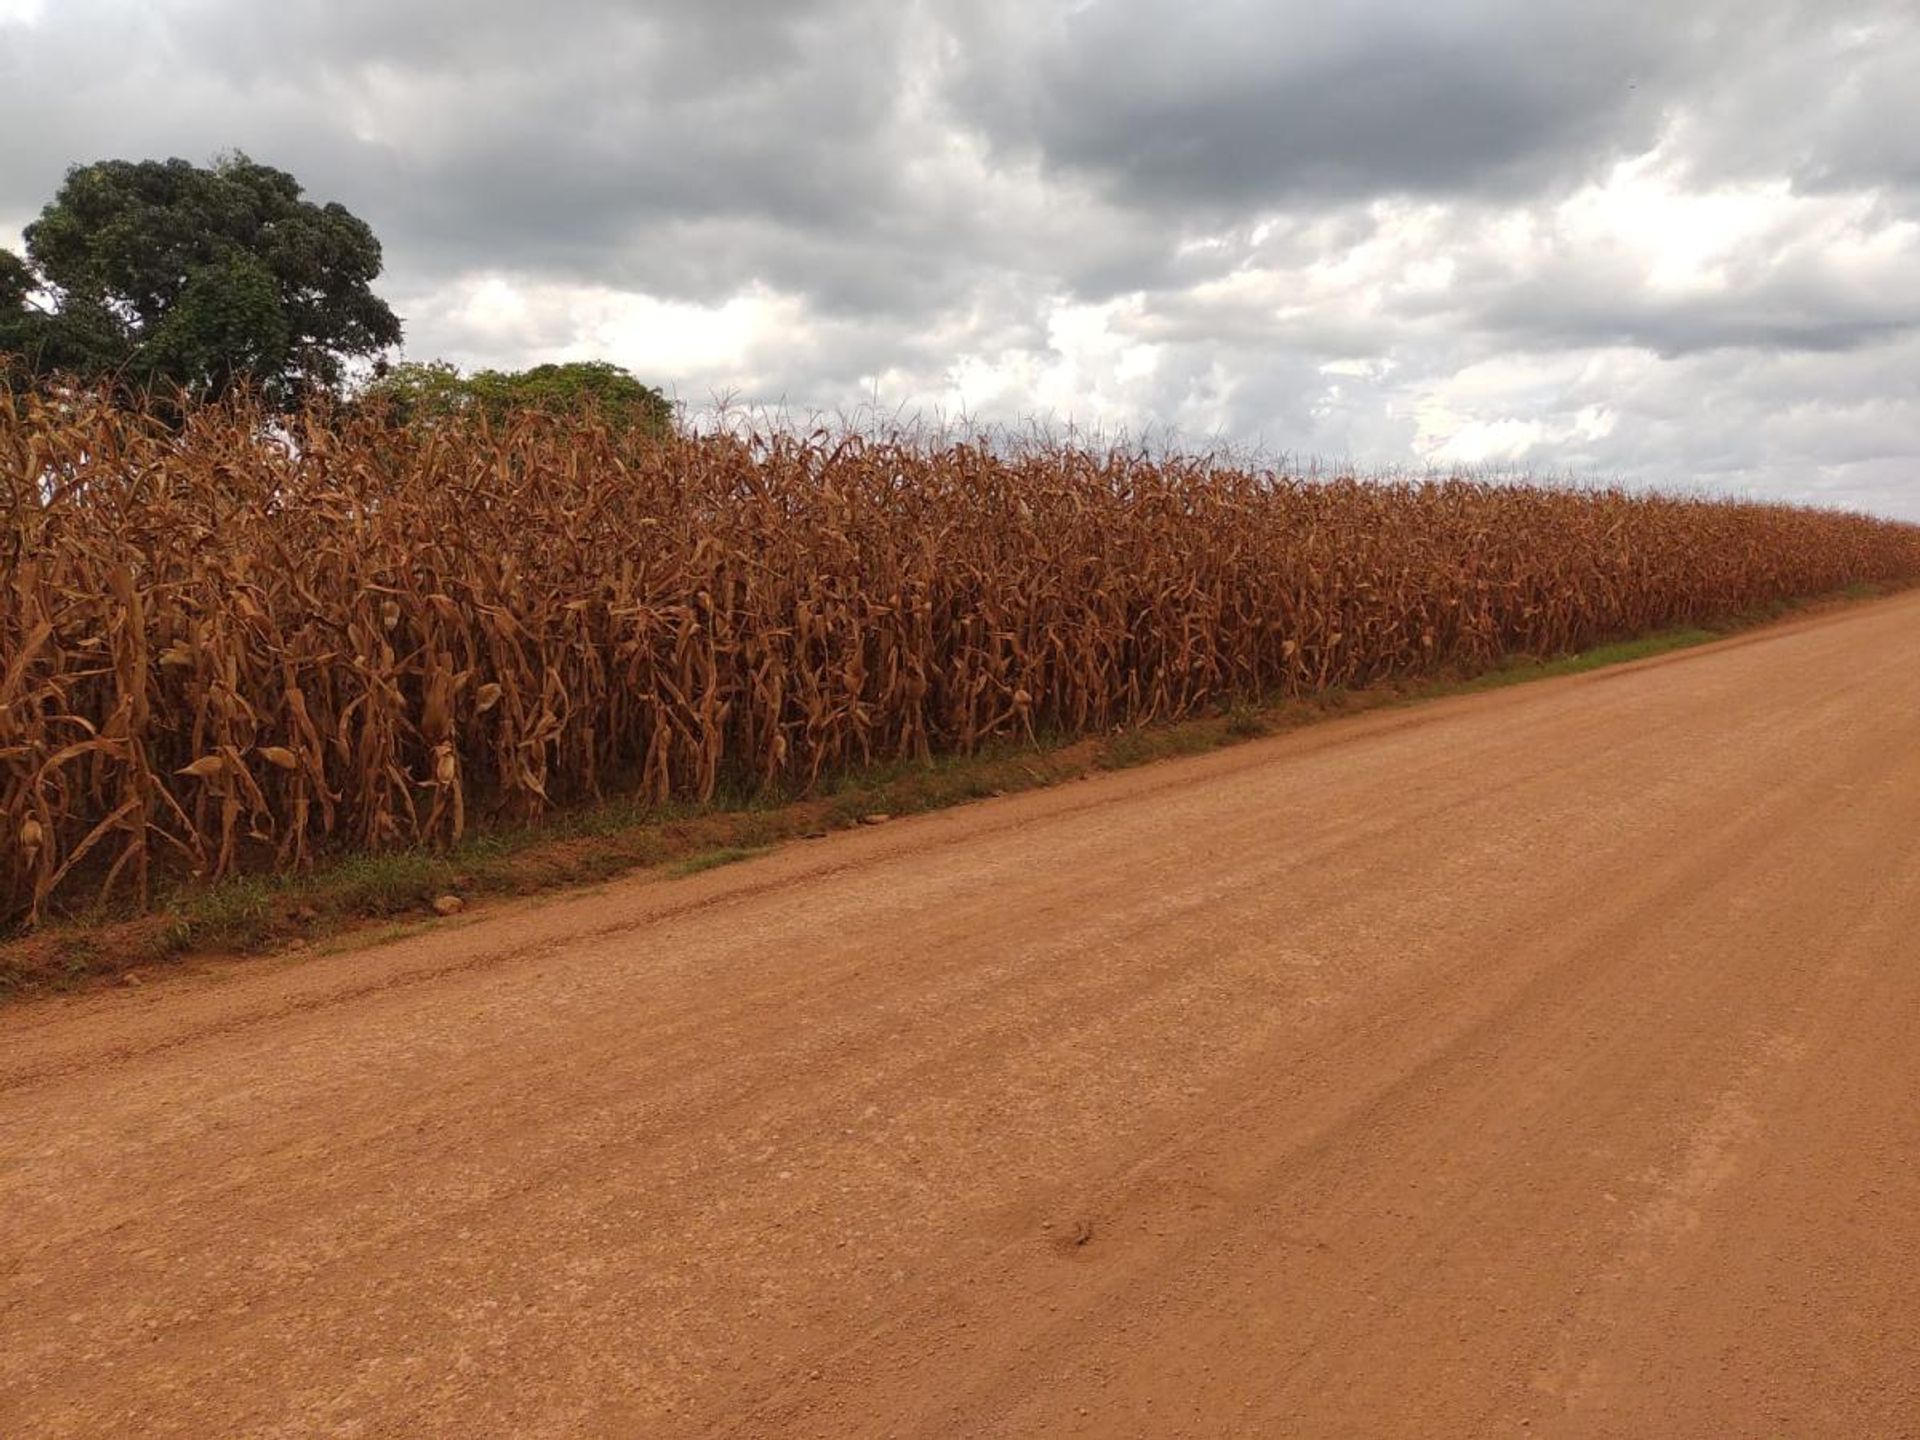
(5, 386, 1919, 923)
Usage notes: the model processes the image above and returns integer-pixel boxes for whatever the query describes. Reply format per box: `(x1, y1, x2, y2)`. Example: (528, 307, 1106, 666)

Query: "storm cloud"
(2, 0, 1917, 515)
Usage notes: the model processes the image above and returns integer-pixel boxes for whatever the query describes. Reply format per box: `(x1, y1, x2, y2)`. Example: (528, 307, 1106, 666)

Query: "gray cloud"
(944, 0, 1696, 210)
(1662, 3, 1920, 198)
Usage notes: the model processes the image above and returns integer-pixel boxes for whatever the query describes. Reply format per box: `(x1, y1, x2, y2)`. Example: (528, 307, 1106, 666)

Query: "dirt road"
(5, 595, 1919, 1438)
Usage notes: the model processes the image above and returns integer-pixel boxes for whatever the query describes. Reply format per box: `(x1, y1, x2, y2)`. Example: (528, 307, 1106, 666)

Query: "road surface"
(4, 593, 1919, 1437)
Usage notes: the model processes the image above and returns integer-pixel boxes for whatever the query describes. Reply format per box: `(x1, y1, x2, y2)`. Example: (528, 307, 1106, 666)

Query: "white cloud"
(403, 274, 812, 402)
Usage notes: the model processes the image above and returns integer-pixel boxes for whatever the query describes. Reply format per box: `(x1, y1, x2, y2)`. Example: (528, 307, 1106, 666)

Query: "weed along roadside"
(2, 583, 1903, 996)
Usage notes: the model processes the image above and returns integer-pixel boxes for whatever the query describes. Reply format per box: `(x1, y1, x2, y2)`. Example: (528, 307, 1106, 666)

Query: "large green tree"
(1, 153, 401, 402)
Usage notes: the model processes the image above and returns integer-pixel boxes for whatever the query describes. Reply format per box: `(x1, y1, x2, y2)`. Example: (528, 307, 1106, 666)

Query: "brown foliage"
(5, 387, 1918, 923)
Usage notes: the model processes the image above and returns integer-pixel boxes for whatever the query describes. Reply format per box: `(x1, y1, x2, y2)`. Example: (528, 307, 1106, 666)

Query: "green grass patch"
(1095, 722, 1231, 771)
(670, 846, 773, 878)
(1441, 625, 1722, 696)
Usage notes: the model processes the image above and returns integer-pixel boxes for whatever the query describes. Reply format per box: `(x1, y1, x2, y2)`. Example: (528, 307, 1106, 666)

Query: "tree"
(0, 248, 124, 379)
(0, 250, 29, 311)
(0, 153, 400, 403)
(366, 359, 673, 437)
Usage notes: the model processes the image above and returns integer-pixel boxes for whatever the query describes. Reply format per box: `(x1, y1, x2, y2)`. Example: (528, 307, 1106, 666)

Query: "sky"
(3, 0, 1918, 517)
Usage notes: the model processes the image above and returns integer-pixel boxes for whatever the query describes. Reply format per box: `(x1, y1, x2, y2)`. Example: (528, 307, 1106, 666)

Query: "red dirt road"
(5, 595, 1920, 1438)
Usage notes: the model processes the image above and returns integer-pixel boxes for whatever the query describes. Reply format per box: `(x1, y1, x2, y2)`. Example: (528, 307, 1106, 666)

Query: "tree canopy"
(0, 154, 401, 403)
(366, 359, 674, 437)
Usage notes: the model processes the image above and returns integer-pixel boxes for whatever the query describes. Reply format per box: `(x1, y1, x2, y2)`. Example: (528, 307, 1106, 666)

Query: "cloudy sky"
(3, 0, 1918, 516)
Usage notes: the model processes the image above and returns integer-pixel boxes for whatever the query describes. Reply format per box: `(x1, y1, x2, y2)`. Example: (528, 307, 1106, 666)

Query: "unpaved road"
(5, 595, 1920, 1438)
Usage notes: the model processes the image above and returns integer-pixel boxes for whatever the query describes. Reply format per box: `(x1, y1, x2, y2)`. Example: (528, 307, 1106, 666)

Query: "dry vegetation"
(6, 387, 1919, 925)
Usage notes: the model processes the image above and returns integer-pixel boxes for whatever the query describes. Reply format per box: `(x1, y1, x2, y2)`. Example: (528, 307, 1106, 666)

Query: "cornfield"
(5, 387, 1919, 924)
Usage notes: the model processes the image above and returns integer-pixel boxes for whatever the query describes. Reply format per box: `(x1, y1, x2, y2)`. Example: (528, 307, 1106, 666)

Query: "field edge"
(0, 579, 1904, 999)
